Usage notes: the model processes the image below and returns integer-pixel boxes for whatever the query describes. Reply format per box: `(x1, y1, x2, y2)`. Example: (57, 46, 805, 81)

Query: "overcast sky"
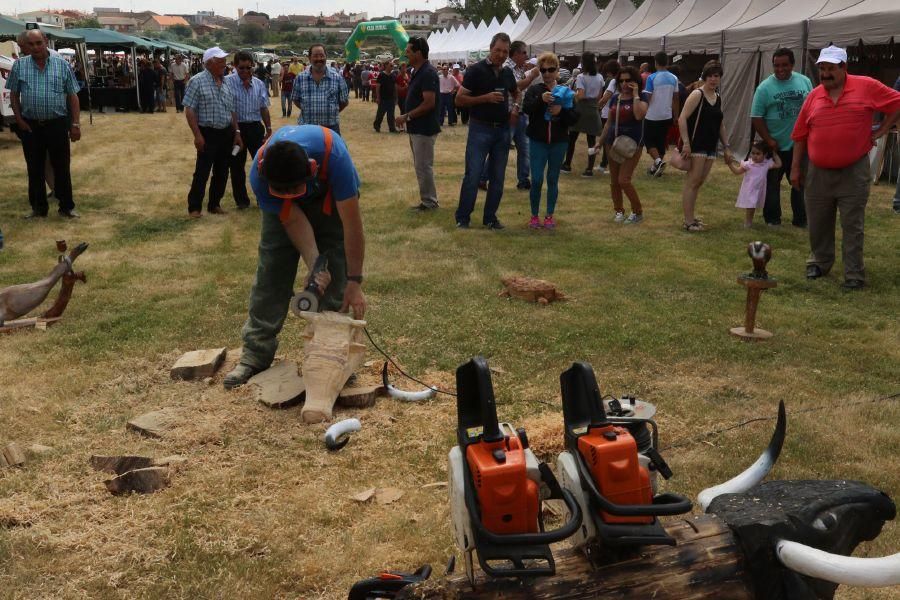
(0, 0, 439, 20)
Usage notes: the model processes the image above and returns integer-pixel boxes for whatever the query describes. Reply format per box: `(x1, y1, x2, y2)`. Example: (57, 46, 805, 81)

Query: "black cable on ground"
(662, 391, 900, 451)
(363, 327, 457, 397)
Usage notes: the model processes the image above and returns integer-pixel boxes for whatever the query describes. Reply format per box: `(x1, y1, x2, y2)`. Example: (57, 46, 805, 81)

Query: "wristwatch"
(71, 123, 80, 128)
(347, 275, 363, 284)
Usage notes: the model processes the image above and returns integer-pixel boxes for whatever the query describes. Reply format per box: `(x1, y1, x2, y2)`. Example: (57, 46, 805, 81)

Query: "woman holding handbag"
(595, 66, 648, 224)
(677, 62, 733, 231)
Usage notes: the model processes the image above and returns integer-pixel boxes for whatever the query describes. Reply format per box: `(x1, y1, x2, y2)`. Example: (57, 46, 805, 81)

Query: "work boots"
(223, 363, 262, 390)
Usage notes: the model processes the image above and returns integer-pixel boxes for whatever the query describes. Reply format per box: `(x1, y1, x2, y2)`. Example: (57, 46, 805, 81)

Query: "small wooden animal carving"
(499, 276, 566, 305)
(299, 311, 368, 423)
(747, 241, 772, 279)
(0, 241, 88, 326)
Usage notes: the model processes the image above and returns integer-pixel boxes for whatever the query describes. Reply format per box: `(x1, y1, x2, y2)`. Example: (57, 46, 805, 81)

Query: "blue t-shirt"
(750, 72, 813, 151)
(644, 70, 679, 121)
(250, 125, 360, 214)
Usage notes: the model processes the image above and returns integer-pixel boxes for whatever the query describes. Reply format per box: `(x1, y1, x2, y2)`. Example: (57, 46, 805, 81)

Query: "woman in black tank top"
(677, 62, 734, 231)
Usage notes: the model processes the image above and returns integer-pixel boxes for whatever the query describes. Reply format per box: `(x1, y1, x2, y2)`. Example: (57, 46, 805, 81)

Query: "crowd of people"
(3, 30, 900, 293)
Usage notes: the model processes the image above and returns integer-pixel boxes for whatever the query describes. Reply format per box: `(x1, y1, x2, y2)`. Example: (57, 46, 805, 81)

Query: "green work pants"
(239, 206, 347, 370)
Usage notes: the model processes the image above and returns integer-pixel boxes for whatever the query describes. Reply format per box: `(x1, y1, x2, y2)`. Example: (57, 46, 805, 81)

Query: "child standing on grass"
(728, 141, 781, 228)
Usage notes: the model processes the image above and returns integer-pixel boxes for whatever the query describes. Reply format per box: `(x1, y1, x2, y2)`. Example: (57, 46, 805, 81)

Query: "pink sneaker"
(543, 215, 556, 229)
(529, 215, 541, 229)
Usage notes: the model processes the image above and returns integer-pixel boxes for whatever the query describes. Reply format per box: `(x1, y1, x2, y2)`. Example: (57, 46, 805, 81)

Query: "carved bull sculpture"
(298, 310, 367, 424)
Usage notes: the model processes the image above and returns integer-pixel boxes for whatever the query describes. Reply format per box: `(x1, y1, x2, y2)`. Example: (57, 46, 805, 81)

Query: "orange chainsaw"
(556, 362, 693, 556)
(449, 357, 582, 585)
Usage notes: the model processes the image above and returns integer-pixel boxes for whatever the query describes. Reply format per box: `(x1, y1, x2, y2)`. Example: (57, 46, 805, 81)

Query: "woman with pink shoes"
(521, 52, 578, 229)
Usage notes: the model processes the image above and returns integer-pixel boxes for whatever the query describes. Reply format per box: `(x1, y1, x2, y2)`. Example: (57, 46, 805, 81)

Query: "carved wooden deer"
(0, 241, 88, 327)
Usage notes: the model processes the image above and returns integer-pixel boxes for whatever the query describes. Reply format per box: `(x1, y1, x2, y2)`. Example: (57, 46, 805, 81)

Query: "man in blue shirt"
(225, 51, 272, 209)
(644, 51, 680, 177)
(291, 44, 349, 134)
(223, 125, 366, 390)
(183, 46, 240, 217)
(751, 48, 813, 227)
(6, 29, 81, 219)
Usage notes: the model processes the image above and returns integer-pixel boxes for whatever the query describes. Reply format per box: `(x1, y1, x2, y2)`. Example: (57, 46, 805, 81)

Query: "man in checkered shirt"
(225, 51, 272, 209)
(5, 29, 82, 219)
(291, 44, 348, 134)
(183, 46, 240, 217)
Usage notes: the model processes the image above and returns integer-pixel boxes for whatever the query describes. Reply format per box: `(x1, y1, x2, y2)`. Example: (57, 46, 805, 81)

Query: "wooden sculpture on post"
(299, 311, 368, 423)
(0, 240, 88, 333)
(730, 241, 777, 341)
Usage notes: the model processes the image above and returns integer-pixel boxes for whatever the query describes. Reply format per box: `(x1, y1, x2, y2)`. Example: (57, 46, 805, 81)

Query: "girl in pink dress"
(728, 140, 782, 228)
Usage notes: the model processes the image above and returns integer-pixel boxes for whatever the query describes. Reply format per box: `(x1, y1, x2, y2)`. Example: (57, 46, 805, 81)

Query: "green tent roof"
(65, 28, 137, 48)
(0, 15, 85, 42)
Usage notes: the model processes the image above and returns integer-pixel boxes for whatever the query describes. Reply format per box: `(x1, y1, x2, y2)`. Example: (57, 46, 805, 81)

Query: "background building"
(399, 10, 433, 27)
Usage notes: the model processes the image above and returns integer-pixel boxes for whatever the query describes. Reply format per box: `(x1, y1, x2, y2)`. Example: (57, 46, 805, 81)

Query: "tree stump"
(499, 277, 566, 305)
(104, 466, 169, 495)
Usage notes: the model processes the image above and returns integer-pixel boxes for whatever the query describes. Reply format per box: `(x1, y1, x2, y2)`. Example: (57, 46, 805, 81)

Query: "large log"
(398, 515, 752, 599)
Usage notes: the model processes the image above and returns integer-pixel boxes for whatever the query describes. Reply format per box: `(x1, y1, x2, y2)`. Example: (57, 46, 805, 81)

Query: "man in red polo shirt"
(790, 45, 900, 290)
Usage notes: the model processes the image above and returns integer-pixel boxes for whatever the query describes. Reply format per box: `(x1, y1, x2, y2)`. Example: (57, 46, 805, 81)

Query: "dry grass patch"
(0, 100, 898, 599)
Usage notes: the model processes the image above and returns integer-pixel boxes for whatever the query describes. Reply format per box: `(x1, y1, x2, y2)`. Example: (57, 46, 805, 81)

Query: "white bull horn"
(324, 418, 361, 451)
(382, 362, 437, 402)
(776, 539, 900, 587)
(698, 400, 786, 511)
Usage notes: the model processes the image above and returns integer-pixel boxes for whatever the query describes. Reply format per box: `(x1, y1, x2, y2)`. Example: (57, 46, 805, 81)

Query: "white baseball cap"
(202, 46, 227, 63)
(816, 45, 848, 65)
(526, 57, 537, 66)
(452, 63, 460, 69)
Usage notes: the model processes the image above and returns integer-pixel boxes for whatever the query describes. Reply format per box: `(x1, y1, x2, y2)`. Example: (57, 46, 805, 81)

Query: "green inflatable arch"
(344, 20, 410, 63)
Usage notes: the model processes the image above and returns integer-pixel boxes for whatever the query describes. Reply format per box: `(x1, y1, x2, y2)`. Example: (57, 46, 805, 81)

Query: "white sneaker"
(654, 161, 667, 177)
(624, 213, 644, 224)
(648, 158, 662, 175)
(614, 211, 626, 223)
(594, 166, 606, 175)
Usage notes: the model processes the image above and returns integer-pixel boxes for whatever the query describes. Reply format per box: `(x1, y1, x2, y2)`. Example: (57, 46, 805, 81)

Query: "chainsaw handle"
(464, 467, 583, 547)
(578, 452, 693, 517)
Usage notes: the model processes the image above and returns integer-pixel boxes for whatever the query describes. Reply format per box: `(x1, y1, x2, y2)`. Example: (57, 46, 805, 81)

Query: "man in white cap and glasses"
(789, 45, 900, 290)
(183, 46, 241, 217)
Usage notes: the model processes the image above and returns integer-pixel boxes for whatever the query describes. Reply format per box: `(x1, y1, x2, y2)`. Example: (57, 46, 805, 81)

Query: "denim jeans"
(893, 172, 900, 211)
(281, 92, 292, 116)
(764, 146, 806, 226)
(480, 114, 529, 185)
(529, 140, 567, 216)
(439, 92, 456, 125)
(456, 120, 511, 226)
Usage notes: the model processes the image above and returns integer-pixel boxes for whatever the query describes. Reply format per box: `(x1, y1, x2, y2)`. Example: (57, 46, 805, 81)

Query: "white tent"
(523, 3, 574, 47)
(515, 9, 550, 44)
(664, 0, 785, 54)
(554, 0, 636, 55)
(509, 12, 532, 40)
(584, 0, 680, 55)
(531, 0, 604, 54)
(619, 0, 730, 54)
(807, 0, 900, 47)
(720, 0, 868, 153)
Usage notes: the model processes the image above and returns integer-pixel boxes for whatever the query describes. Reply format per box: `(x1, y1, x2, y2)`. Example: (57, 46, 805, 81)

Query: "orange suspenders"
(256, 126, 334, 224)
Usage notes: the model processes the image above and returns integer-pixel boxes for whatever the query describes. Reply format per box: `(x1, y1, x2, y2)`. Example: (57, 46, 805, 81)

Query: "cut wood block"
(153, 455, 187, 468)
(2, 443, 26, 467)
(248, 360, 306, 409)
(104, 467, 169, 495)
(0, 452, 7, 468)
(336, 385, 382, 408)
(0, 317, 62, 334)
(27, 444, 54, 455)
(126, 410, 175, 439)
(376, 487, 404, 505)
(350, 487, 376, 503)
(170, 347, 227, 381)
(90, 455, 155, 475)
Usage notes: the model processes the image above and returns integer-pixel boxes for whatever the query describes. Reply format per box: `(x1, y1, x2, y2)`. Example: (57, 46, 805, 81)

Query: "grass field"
(0, 98, 898, 599)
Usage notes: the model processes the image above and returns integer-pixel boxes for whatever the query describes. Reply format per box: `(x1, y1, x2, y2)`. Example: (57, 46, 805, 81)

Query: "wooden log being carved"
(298, 311, 367, 423)
(41, 270, 86, 319)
